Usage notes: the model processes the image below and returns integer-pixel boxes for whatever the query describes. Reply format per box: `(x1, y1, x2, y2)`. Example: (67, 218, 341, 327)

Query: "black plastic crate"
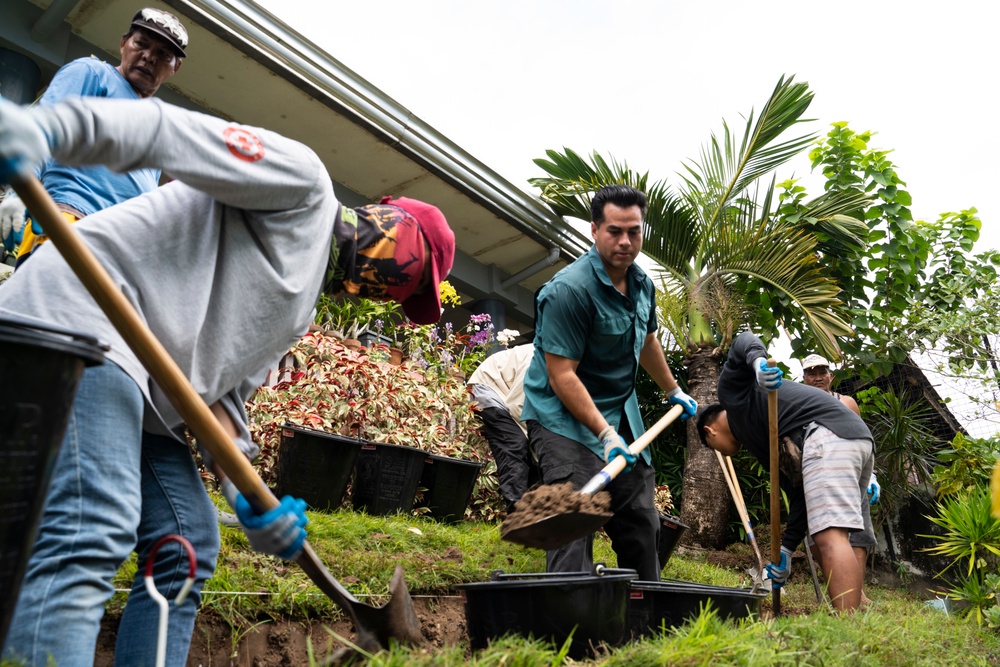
(456, 565, 637, 659)
(658, 513, 688, 567)
(275, 425, 363, 511)
(415, 454, 484, 523)
(0, 316, 105, 647)
(628, 579, 766, 638)
(351, 441, 426, 515)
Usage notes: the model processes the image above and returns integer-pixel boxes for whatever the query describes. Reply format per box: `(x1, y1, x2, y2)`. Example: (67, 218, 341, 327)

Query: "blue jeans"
(3, 361, 220, 667)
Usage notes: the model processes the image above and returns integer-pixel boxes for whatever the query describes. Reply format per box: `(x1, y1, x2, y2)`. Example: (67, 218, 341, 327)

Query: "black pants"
(478, 407, 540, 514)
(526, 420, 661, 582)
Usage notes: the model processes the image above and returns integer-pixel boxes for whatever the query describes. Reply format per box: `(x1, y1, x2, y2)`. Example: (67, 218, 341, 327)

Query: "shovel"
(767, 358, 781, 616)
(502, 404, 684, 550)
(10, 176, 422, 653)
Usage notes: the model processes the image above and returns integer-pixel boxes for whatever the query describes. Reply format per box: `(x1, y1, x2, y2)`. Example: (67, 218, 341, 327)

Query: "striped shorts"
(801, 424, 874, 536)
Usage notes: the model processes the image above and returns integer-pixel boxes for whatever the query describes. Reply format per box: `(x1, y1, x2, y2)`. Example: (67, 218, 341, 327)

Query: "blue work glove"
(0, 190, 25, 252)
(752, 356, 783, 391)
(0, 97, 59, 184)
(867, 472, 881, 506)
(599, 425, 637, 473)
(665, 386, 698, 420)
(763, 546, 793, 589)
(221, 479, 308, 560)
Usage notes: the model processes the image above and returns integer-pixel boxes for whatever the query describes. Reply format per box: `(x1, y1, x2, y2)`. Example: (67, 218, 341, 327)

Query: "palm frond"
(529, 148, 653, 221)
(680, 75, 817, 232)
(773, 189, 871, 264)
(641, 191, 698, 278)
(701, 209, 853, 359)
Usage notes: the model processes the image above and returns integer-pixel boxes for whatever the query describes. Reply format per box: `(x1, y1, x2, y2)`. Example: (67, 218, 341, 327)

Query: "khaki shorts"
(800, 424, 874, 537)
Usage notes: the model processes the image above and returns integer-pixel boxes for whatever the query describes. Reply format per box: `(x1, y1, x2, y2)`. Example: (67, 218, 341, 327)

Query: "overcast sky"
(256, 0, 998, 254)
(251, 0, 998, 430)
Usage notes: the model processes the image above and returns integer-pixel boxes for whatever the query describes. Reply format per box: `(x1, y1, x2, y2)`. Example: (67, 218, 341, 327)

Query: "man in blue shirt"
(0, 7, 188, 265)
(521, 184, 697, 581)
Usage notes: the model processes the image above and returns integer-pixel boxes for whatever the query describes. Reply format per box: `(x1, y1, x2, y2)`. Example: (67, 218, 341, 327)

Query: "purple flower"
(469, 329, 491, 347)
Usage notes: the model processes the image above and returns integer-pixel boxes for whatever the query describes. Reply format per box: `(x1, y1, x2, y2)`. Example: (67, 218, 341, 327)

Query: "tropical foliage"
(921, 487, 1000, 626)
(807, 124, 1000, 381)
(529, 75, 869, 547)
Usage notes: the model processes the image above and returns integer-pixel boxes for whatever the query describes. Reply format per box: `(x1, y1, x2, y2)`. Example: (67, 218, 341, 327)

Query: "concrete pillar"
(0, 48, 42, 104)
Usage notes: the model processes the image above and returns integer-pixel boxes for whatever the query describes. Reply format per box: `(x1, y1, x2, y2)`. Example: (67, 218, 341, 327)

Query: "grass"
(90, 495, 1000, 665)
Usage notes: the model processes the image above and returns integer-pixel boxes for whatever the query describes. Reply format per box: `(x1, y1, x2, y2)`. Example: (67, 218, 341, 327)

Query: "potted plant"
(246, 329, 502, 520)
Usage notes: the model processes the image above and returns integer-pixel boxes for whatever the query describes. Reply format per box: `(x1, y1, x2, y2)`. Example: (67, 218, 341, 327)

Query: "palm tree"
(529, 75, 870, 547)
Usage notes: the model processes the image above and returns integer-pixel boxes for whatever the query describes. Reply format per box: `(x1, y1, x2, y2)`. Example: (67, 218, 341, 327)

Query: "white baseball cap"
(801, 354, 831, 371)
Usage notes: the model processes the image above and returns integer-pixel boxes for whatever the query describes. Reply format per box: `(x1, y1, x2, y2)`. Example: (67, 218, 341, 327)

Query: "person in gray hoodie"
(0, 95, 454, 666)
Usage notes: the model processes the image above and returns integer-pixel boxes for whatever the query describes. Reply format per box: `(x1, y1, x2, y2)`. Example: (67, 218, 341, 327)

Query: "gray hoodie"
(0, 97, 337, 457)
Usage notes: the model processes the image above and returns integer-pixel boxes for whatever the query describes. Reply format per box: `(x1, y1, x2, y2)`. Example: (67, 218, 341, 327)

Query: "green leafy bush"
(932, 433, 1000, 498)
(921, 487, 1000, 624)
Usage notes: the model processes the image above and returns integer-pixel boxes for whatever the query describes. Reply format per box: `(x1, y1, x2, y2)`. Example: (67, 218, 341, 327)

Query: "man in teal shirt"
(521, 184, 697, 581)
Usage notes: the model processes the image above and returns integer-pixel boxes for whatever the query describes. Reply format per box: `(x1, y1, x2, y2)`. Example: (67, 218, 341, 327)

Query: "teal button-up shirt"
(521, 246, 658, 463)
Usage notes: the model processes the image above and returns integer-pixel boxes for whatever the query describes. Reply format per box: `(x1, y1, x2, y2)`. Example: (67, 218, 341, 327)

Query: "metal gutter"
(164, 0, 591, 262)
(501, 247, 560, 290)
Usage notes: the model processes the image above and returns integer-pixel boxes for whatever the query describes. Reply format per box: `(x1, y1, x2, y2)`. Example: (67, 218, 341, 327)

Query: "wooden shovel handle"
(767, 358, 781, 615)
(12, 176, 420, 642)
(580, 404, 684, 494)
(11, 176, 277, 510)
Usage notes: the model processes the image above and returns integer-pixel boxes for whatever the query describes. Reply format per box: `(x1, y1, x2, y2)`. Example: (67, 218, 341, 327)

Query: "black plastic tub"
(658, 513, 688, 566)
(0, 316, 106, 648)
(275, 425, 364, 510)
(351, 441, 426, 515)
(456, 565, 637, 659)
(628, 579, 767, 638)
(415, 454, 484, 523)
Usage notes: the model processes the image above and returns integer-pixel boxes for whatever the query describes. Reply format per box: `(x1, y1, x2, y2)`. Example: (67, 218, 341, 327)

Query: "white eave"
(5, 0, 592, 328)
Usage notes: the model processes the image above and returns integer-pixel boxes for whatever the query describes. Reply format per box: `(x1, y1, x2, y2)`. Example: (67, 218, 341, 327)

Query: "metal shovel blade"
(297, 548, 421, 652)
(500, 406, 683, 552)
(354, 564, 423, 648)
(501, 511, 613, 551)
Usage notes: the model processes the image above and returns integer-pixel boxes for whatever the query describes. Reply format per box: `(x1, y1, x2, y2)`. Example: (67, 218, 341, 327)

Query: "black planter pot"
(415, 454, 484, 523)
(628, 579, 767, 638)
(456, 564, 637, 660)
(351, 441, 426, 515)
(0, 316, 106, 648)
(275, 425, 364, 511)
(658, 513, 688, 567)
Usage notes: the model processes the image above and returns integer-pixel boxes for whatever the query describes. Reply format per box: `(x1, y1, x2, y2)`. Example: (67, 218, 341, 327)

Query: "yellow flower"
(439, 280, 462, 308)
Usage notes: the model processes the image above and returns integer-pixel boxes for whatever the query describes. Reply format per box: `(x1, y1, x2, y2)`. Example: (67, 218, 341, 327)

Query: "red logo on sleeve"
(223, 127, 265, 162)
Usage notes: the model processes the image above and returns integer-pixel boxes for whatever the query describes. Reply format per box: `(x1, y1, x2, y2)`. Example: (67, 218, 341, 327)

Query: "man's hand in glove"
(753, 357, 783, 391)
(0, 97, 59, 183)
(665, 387, 698, 420)
(867, 473, 881, 506)
(763, 546, 793, 589)
(221, 478, 308, 560)
(599, 426, 637, 473)
(0, 190, 25, 252)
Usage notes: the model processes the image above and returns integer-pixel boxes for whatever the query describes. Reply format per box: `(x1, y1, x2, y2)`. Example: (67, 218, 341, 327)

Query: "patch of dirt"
(94, 594, 468, 666)
(500, 482, 612, 536)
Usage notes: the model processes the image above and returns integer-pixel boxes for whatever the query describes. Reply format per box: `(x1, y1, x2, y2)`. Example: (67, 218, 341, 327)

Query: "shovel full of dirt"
(10, 176, 422, 654)
(501, 404, 685, 551)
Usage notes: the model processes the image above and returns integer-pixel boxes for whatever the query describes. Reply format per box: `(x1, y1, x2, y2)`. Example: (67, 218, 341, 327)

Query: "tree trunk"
(678, 344, 730, 549)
